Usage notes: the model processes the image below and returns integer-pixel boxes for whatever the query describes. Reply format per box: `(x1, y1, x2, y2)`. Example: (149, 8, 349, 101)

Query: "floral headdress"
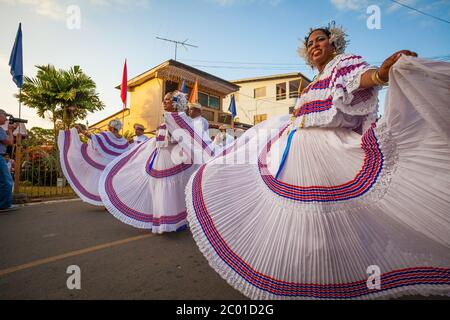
(297, 21, 349, 68)
(171, 90, 188, 113)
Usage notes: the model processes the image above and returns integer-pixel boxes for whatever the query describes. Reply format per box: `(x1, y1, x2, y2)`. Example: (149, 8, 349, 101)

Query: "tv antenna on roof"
(156, 37, 198, 61)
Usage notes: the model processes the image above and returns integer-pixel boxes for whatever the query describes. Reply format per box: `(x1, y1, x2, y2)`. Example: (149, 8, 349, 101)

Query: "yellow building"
(89, 59, 240, 137)
(223, 73, 311, 125)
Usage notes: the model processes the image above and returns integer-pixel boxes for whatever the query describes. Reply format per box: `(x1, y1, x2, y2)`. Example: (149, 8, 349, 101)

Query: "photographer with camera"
(0, 109, 17, 211)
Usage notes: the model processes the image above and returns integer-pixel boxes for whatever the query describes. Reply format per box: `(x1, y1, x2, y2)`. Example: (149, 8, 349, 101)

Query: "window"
(198, 92, 220, 110)
(186, 86, 192, 97)
(209, 95, 220, 109)
(254, 87, 266, 99)
(199, 92, 209, 107)
(254, 114, 267, 124)
(289, 79, 302, 98)
(165, 80, 179, 95)
(201, 110, 215, 122)
(276, 82, 286, 100)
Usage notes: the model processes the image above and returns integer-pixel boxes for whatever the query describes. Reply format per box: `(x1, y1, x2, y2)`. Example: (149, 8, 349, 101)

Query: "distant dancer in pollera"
(58, 119, 131, 206)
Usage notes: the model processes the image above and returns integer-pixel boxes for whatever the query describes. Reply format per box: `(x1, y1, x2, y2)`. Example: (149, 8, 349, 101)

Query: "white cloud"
(207, 0, 282, 6)
(0, 0, 66, 21)
(89, 0, 150, 8)
(89, 0, 110, 6)
(0, 0, 151, 20)
(330, 0, 369, 11)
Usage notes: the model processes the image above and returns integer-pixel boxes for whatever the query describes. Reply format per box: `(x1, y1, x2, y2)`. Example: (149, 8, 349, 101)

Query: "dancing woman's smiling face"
(306, 30, 335, 71)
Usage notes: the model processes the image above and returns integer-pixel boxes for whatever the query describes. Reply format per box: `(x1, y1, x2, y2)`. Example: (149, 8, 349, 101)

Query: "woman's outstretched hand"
(378, 50, 418, 82)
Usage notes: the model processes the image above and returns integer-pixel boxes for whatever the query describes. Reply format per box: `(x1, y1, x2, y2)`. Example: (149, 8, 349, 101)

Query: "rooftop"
(117, 59, 240, 97)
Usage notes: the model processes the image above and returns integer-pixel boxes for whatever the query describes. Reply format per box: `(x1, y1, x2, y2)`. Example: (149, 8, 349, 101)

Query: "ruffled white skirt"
(58, 128, 112, 206)
(99, 138, 198, 233)
(185, 56, 450, 299)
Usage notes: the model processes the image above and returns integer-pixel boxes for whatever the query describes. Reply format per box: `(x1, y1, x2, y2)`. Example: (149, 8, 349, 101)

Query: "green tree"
(22, 127, 55, 149)
(18, 65, 105, 176)
(18, 64, 104, 139)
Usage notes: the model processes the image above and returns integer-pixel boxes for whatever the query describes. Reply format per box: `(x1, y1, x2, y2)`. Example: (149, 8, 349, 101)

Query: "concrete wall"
(223, 77, 306, 125)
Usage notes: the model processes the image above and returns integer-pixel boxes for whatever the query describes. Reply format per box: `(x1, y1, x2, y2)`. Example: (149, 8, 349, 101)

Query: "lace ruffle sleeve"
(331, 54, 380, 116)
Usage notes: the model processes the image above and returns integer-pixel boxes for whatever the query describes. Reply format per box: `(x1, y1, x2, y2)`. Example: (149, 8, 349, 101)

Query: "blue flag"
(9, 23, 23, 88)
(181, 80, 186, 93)
(228, 94, 237, 119)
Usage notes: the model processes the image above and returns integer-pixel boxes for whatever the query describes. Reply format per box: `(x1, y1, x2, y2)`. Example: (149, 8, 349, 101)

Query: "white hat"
(189, 102, 202, 110)
(133, 123, 145, 130)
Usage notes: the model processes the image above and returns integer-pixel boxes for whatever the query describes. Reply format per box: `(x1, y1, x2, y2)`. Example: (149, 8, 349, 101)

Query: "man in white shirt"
(129, 123, 149, 146)
(213, 125, 235, 148)
(188, 102, 209, 135)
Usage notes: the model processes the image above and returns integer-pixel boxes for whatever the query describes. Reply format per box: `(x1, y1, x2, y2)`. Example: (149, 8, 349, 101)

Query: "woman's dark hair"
(305, 28, 331, 43)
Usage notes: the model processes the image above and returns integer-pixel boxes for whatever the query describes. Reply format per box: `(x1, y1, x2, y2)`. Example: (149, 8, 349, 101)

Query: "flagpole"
(122, 102, 125, 135)
(230, 109, 234, 130)
(19, 88, 21, 118)
(14, 88, 22, 194)
(120, 59, 127, 136)
(9, 22, 24, 195)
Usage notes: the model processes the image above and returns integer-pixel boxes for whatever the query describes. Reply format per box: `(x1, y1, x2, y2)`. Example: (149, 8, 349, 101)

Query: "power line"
(182, 54, 450, 71)
(191, 64, 307, 70)
(387, 0, 450, 24)
(181, 58, 306, 66)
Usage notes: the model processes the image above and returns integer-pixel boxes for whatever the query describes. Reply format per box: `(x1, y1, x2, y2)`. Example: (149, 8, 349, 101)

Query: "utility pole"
(156, 37, 198, 61)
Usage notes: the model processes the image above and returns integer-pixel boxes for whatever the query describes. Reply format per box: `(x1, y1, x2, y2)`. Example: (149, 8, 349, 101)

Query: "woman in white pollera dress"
(99, 91, 215, 233)
(184, 23, 450, 299)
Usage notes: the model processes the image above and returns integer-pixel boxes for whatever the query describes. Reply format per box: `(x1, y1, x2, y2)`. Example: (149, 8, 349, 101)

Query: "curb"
(24, 198, 82, 206)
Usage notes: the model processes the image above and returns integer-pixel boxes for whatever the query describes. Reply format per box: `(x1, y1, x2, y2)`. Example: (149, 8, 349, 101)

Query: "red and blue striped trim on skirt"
(145, 149, 192, 178)
(104, 143, 187, 225)
(190, 162, 450, 298)
(63, 130, 102, 202)
(258, 124, 383, 202)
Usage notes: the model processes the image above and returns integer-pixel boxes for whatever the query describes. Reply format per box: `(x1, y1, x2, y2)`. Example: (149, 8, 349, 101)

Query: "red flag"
(189, 79, 198, 103)
(121, 59, 127, 108)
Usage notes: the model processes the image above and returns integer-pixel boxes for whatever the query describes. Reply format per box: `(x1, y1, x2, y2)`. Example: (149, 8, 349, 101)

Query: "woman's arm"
(359, 50, 418, 88)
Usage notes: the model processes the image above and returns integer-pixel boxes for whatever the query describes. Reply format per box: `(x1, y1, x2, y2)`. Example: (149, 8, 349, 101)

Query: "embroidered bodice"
(294, 54, 380, 131)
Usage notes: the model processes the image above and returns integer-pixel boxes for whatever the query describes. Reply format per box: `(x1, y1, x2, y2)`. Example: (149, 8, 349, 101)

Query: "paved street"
(0, 199, 447, 300)
(0, 199, 246, 300)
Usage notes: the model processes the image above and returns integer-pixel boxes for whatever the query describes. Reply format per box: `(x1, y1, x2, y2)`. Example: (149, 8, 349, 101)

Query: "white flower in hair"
(172, 90, 188, 113)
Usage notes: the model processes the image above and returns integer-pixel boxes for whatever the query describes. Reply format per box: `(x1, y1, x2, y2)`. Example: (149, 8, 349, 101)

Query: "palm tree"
(18, 64, 104, 141)
(56, 65, 105, 129)
(18, 64, 105, 177)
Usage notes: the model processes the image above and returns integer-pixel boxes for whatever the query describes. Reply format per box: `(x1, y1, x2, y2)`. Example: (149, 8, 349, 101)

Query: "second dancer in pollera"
(99, 90, 215, 233)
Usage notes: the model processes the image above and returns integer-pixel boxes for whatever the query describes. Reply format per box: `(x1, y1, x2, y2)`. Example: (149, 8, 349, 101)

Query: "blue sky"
(1, 0, 449, 129)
